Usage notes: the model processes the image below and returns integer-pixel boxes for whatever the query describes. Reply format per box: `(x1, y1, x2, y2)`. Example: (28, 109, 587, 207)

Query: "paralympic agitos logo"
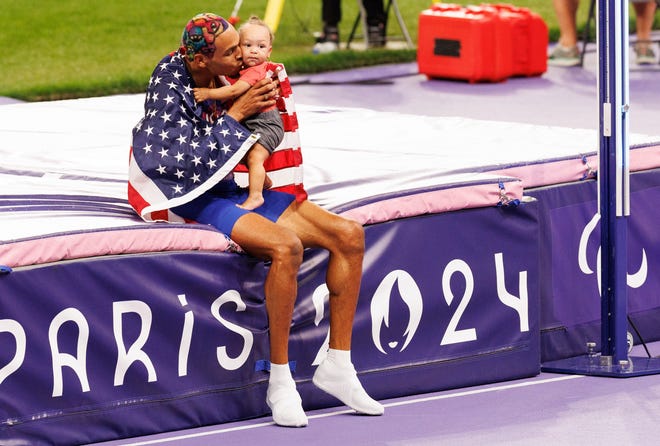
(578, 213, 648, 294)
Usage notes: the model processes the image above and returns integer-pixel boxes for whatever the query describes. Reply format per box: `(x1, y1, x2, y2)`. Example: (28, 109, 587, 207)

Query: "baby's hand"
(193, 88, 209, 103)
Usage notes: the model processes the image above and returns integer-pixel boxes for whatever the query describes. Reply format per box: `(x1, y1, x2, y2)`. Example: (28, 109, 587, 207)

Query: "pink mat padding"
(1, 226, 232, 268)
(489, 144, 659, 188)
(341, 181, 523, 225)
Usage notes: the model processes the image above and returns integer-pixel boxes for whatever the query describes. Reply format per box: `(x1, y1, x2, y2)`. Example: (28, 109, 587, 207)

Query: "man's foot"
(312, 357, 384, 415)
(267, 380, 308, 427)
(237, 194, 264, 210)
(635, 41, 656, 65)
(547, 44, 581, 67)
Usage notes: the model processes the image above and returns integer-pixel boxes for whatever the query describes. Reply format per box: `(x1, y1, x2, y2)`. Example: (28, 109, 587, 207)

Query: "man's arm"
(226, 78, 279, 122)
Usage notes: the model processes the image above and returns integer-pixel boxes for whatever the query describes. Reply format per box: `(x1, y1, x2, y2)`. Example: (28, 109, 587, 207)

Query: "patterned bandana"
(180, 13, 230, 61)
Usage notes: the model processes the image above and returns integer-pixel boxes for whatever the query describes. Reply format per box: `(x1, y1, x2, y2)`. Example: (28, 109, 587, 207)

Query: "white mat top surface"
(0, 94, 657, 243)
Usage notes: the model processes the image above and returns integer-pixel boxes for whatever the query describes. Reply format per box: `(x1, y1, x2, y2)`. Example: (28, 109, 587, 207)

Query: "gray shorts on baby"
(244, 108, 285, 153)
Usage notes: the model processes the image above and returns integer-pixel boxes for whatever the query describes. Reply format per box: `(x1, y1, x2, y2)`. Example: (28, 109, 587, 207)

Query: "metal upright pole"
(597, 0, 630, 366)
(543, 0, 660, 377)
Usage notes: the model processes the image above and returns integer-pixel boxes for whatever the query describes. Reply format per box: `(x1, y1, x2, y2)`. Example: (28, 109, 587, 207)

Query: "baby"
(194, 16, 283, 210)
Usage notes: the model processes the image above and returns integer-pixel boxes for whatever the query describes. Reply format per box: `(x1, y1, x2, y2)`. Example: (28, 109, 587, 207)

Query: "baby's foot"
(237, 194, 264, 210)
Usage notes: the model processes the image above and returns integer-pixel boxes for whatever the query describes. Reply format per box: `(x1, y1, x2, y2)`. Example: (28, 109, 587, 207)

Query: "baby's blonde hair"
(239, 15, 275, 44)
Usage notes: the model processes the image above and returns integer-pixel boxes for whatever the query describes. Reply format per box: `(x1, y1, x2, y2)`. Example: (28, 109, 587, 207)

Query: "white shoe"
(266, 381, 308, 427)
(312, 359, 384, 415)
(312, 41, 339, 54)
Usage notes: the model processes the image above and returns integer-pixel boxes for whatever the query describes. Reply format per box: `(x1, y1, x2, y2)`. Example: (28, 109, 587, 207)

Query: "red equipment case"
(483, 4, 548, 77)
(417, 3, 548, 83)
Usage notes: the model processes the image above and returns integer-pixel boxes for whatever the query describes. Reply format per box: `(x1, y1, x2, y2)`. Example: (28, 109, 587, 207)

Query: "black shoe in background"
(367, 22, 386, 48)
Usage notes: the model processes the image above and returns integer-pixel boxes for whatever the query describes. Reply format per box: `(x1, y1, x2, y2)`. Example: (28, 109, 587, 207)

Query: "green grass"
(0, 0, 644, 101)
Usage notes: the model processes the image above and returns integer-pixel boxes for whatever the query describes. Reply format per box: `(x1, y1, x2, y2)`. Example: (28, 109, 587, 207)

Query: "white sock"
(313, 350, 384, 415)
(267, 363, 308, 427)
(269, 362, 294, 384)
(326, 348, 351, 366)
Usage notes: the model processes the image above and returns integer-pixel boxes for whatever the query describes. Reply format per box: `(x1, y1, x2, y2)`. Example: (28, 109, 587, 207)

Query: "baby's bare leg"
(238, 144, 270, 210)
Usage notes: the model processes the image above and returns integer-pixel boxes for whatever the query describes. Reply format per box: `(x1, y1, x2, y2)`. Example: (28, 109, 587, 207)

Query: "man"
(128, 13, 384, 427)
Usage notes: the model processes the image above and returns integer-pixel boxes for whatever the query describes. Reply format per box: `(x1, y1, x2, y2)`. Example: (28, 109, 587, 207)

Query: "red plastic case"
(417, 3, 548, 82)
(484, 4, 548, 77)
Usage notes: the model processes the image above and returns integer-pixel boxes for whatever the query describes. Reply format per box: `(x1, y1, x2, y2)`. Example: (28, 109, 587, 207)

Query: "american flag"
(231, 61, 306, 202)
(128, 53, 306, 223)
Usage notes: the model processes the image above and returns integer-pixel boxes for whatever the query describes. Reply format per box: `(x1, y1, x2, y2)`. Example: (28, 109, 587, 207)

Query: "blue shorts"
(173, 182, 295, 236)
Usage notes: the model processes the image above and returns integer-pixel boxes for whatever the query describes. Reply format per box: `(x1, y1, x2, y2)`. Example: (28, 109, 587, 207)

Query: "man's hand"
(227, 78, 279, 122)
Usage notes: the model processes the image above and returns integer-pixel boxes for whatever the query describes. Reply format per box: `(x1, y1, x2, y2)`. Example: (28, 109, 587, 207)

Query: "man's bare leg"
(230, 212, 307, 427)
(277, 200, 384, 415)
